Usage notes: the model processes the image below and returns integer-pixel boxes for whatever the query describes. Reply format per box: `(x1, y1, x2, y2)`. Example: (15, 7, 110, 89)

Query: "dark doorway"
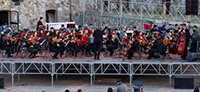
(46, 10, 57, 23)
(0, 10, 19, 30)
(0, 11, 9, 26)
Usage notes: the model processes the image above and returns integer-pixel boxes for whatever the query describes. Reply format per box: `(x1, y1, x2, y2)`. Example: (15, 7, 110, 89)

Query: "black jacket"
(0, 38, 6, 49)
(36, 20, 43, 31)
(130, 41, 139, 51)
(93, 29, 103, 44)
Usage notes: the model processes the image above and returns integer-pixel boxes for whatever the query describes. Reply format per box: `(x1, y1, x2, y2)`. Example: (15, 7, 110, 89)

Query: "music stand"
(67, 24, 76, 28)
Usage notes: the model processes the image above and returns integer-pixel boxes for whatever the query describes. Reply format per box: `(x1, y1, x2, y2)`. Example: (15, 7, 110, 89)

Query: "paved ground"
(0, 75, 195, 92)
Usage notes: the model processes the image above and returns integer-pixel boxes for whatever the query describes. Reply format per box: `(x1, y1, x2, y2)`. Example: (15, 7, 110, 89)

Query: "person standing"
(93, 28, 103, 60)
(36, 17, 44, 31)
(179, 24, 190, 59)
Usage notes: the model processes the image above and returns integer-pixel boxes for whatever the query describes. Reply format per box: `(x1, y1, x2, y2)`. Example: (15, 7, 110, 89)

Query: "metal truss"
(84, 0, 200, 26)
(1, 61, 200, 86)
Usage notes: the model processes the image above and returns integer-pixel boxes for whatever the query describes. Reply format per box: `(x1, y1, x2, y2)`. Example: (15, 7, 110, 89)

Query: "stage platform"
(0, 53, 199, 86)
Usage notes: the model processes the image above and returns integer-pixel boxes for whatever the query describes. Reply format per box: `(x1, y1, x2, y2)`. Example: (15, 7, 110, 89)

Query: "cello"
(169, 35, 179, 54)
(123, 44, 131, 57)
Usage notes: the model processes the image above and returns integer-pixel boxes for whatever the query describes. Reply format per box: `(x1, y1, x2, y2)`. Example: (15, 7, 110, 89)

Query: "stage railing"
(1, 61, 200, 86)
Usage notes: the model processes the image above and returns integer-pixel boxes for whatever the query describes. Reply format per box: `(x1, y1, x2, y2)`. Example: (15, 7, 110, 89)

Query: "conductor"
(93, 28, 103, 60)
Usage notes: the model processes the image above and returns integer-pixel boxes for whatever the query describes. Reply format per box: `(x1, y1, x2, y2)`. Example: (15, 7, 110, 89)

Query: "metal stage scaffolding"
(0, 61, 200, 86)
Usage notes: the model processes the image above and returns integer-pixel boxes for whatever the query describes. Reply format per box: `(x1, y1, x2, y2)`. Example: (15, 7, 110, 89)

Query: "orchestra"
(0, 22, 199, 61)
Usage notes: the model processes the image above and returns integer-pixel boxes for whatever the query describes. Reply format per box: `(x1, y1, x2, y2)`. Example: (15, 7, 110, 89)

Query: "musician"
(147, 36, 160, 59)
(0, 28, 5, 35)
(133, 26, 139, 36)
(107, 34, 119, 56)
(88, 24, 93, 30)
(59, 24, 66, 34)
(36, 17, 43, 31)
(179, 24, 190, 59)
(58, 37, 66, 58)
(37, 29, 43, 37)
(85, 34, 94, 57)
(67, 36, 78, 57)
(76, 25, 82, 32)
(190, 26, 199, 53)
(167, 24, 174, 33)
(127, 37, 140, 60)
(93, 28, 103, 60)
(49, 37, 60, 59)
(0, 34, 13, 58)
(50, 27, 56, 37)
(151, 25, 158, 33)
(191, 25, 199, 37)
(27, 41, 39, 58)
(121, 27, 128, 40)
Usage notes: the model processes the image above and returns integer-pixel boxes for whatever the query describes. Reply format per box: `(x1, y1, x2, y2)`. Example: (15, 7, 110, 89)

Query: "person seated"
(77, 89, 82, 92)
(49, 37, 60, 59)
(67, 36, 78, 57)
(0, 34, 13, 58)
(147, 36, 162, 59)
(116, 80, 128, 92)
(127, 37, 140, 60)
(59, 24, 66, 34)
(85, 34, 93, 57)
(107, 87, 113, 92)
(107, 34, 119, 56)
(194, 87, 199, 92)
(65, 89, 70, 92)
(27, 42, 39, 58)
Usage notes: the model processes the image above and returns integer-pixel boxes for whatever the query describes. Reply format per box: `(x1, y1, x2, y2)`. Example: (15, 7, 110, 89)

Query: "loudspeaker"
(186, 0, 191, 15)
(174, 75, 194, 89)
(192, 0, 199, 15)
(0, 76, 4, 89)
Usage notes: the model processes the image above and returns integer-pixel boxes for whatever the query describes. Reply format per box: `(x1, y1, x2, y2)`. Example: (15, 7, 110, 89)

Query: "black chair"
(133, 80, 143, 92)
(0, 48, 6, 58)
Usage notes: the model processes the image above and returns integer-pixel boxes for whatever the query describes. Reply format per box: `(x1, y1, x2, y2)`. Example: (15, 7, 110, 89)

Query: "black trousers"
(68, 47, 78, 57)
(50, 49, 60, 57)
(27, 47, 38, 57)
(107, 45, 118, 56)
(148, 48, 158, 58)
(3, 47, 12, 56)
(181, 43, 189, 59)
(127, 49, 137, 59)
(94, 42, 102, 59)
(59, 47, 66, 57)
(85, 44, 94, 56)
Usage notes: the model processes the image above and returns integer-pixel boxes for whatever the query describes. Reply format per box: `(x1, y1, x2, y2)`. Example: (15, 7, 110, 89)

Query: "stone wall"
(0, 0, 81, 30)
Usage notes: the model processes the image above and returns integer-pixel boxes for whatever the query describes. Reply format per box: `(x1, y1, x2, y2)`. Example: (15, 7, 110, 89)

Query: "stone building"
(0, 0, 81, 31)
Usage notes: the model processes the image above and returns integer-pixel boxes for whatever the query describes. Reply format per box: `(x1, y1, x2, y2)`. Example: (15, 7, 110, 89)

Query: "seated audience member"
(116, 80, 128, 92)
(107, 87, 113, 92)
(65, 89, 70, 92)
(194, 87, 199, 92)
(77, 89, 83, 92)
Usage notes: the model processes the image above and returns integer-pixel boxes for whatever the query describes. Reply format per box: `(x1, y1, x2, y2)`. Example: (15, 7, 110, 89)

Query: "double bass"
(177, 22, 190, 55)
(177, 33, 187, 55)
